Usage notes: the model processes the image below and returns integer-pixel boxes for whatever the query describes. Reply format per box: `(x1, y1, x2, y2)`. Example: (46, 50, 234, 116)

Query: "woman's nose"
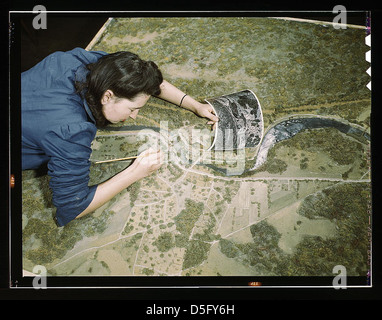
(129, 109, 139, 119)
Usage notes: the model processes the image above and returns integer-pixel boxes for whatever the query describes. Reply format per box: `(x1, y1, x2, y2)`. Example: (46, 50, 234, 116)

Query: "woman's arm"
(76, 148, 163, 219)
(157, 80, 219, 128)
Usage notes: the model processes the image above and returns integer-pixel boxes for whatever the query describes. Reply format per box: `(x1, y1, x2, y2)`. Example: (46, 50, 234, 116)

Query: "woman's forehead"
(132, 93, 151, 101)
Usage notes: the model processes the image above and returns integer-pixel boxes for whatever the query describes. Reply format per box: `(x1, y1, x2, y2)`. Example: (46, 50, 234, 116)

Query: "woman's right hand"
(129, 147, 164, 179)
(78, 148, 163, 219)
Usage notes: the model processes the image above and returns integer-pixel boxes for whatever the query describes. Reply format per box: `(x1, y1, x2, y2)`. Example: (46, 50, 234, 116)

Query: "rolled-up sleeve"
(41, 122, 98, 226)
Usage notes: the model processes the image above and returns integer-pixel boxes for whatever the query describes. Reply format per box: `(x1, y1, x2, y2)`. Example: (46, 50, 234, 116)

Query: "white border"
(270, 17, 366, 29)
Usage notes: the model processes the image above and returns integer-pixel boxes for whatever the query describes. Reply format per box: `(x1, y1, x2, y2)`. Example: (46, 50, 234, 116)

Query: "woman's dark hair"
(76, 51, 163, 127)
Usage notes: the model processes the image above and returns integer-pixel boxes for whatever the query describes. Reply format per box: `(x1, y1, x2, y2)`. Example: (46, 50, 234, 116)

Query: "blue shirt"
(22, 47, 108, 226)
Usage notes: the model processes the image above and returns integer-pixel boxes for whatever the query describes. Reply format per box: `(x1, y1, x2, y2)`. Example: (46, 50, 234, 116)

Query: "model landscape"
(22, 17, 371, 277)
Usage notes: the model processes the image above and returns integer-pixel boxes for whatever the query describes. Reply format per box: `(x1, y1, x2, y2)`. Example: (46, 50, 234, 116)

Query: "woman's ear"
(101, 89, 114, 105)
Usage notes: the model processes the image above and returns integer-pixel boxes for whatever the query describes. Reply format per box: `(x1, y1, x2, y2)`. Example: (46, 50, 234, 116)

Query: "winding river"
(102, 116, 370, 177)
(251, 116, 370, 172)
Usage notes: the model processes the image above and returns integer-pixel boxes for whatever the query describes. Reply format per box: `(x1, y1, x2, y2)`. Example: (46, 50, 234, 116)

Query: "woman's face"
(101, 90, 150, 124)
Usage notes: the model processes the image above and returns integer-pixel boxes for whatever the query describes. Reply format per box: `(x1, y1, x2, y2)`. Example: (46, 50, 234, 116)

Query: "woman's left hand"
(194, 102, 219, 130)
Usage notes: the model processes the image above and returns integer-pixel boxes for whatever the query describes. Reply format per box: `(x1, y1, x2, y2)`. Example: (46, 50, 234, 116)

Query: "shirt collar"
(75, 65, 97, 124)
(83, 98, 96, 124)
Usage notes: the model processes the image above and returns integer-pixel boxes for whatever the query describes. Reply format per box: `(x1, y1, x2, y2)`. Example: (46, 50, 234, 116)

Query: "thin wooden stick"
(94, 155, 138, 164)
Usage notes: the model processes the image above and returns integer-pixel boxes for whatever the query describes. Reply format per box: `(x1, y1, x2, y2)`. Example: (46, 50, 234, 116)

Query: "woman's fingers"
(206, 106, 219, 122)
(207, 112, 219, 123)
(139, 148, 163, 166)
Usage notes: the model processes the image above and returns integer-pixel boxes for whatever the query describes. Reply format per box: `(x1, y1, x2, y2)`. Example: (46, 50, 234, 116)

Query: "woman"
(22, 47, 218, 227)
